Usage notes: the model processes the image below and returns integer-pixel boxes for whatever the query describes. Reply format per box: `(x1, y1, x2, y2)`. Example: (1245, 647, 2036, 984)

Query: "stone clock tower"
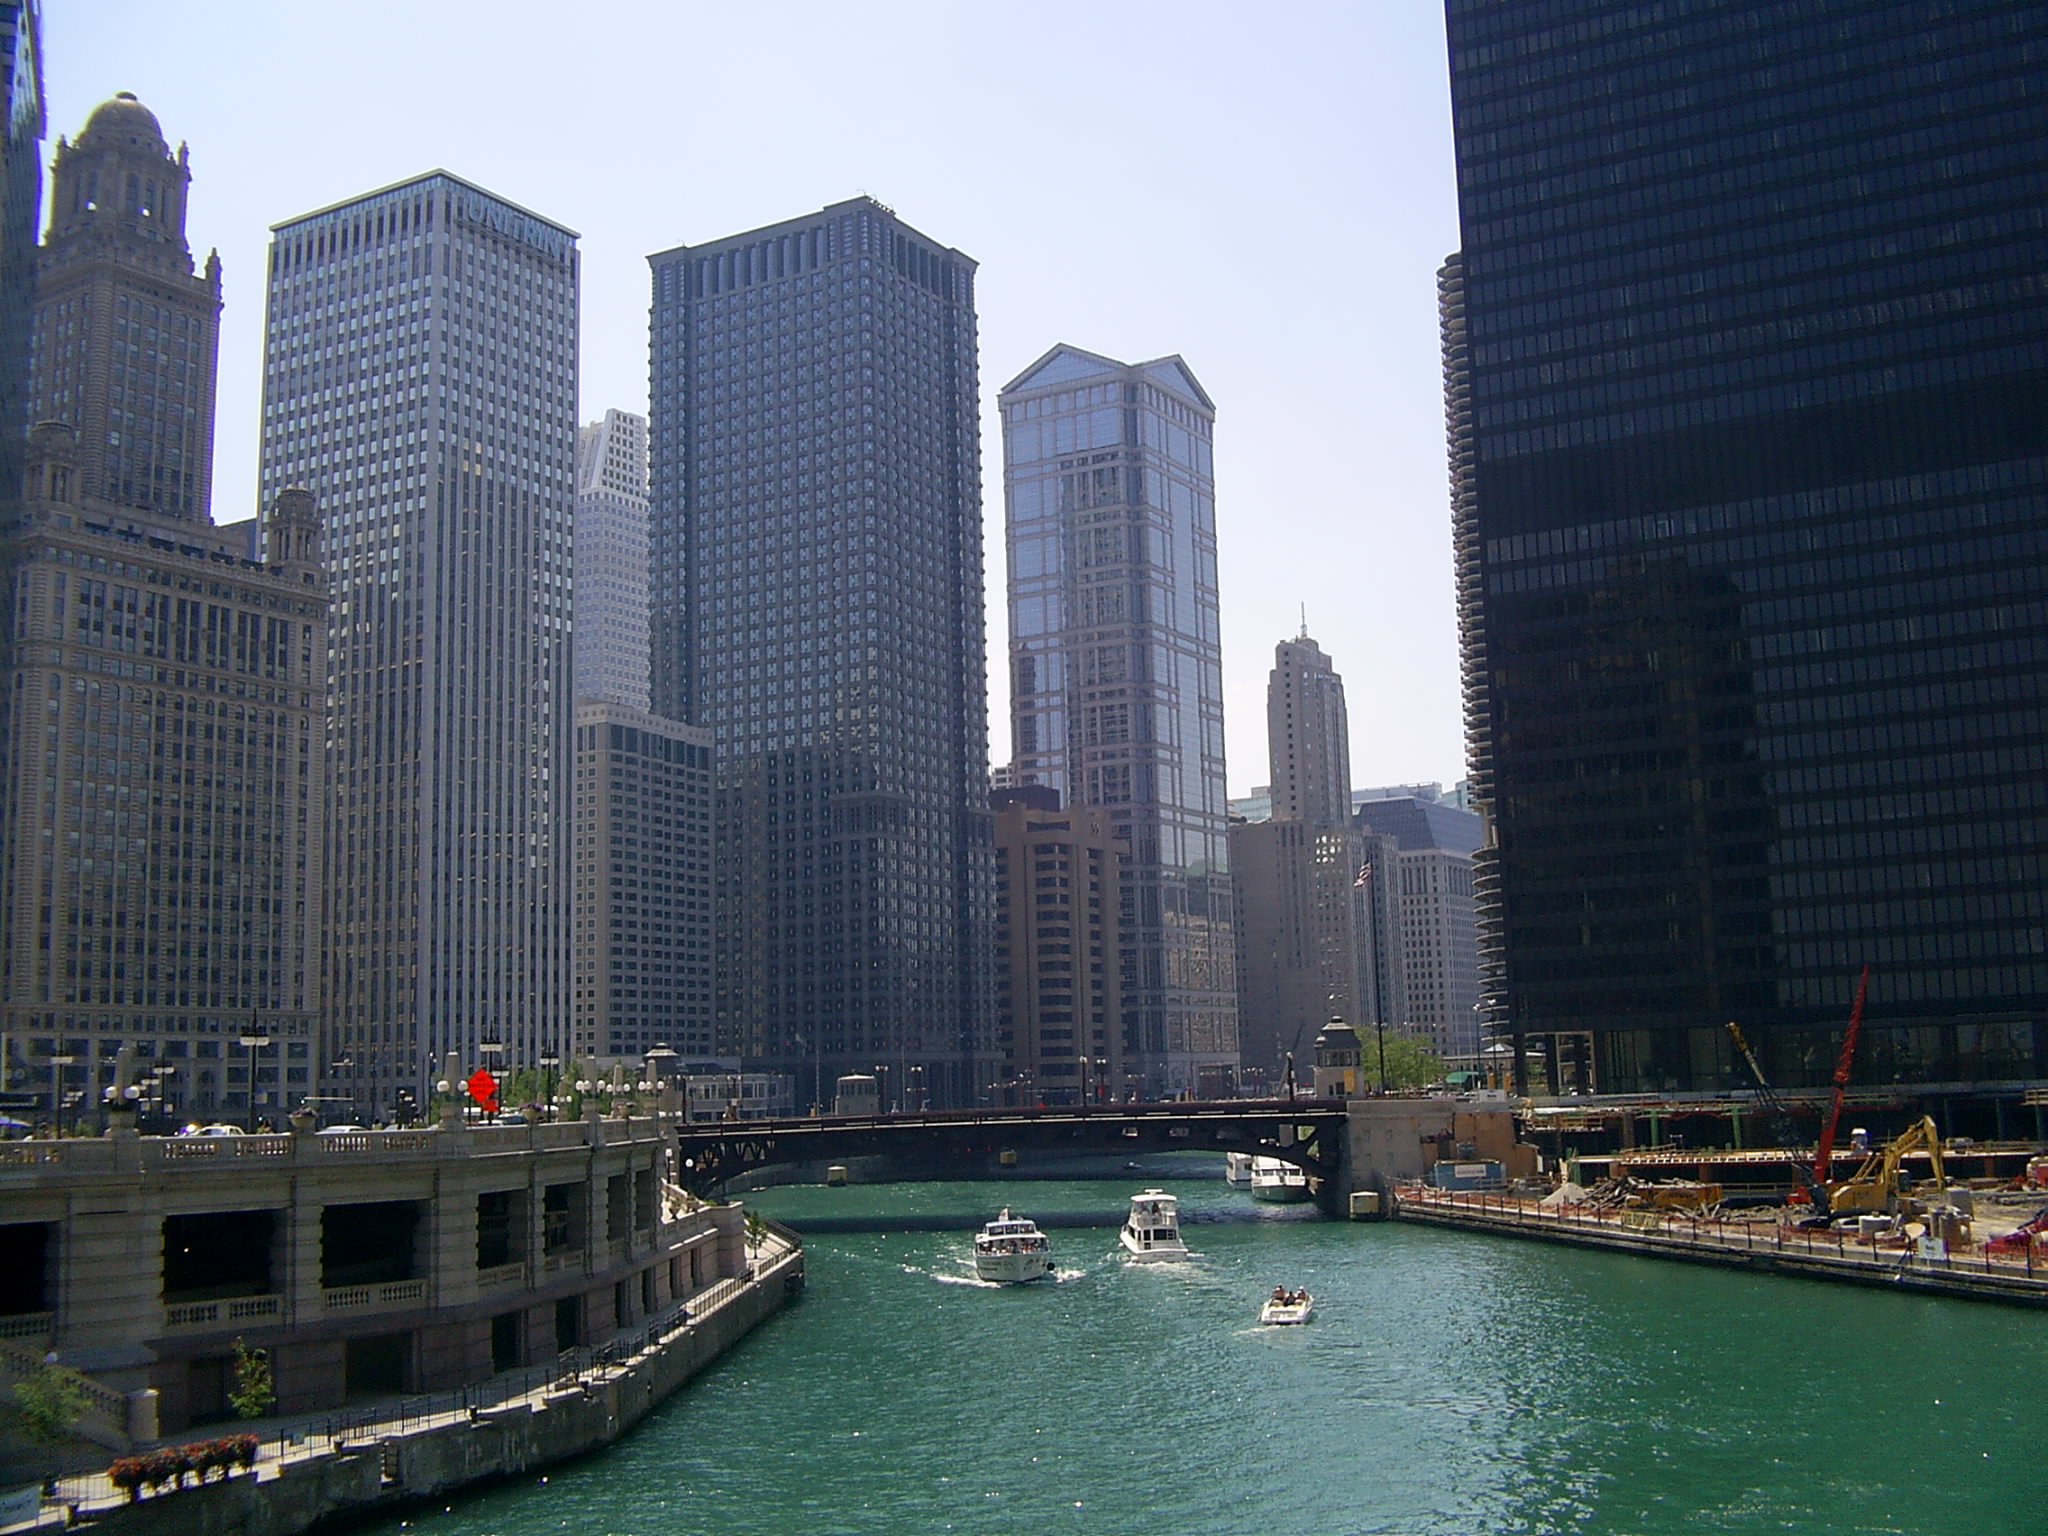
(28, 91, 221, 519)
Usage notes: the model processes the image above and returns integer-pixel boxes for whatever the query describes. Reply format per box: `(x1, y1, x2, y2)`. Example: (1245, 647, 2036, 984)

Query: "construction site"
(1398, 979, 2048, 1305)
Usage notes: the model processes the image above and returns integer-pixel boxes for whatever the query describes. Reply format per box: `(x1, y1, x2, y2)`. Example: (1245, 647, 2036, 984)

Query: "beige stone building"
(0, 1116, 742, 1436)
(991, 785, 1125, 1105)
(0, 424, 329, 1127)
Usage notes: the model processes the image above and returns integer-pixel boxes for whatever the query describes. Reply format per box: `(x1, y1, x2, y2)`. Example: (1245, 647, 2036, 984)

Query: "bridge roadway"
(670, 1098, 1350, 1199)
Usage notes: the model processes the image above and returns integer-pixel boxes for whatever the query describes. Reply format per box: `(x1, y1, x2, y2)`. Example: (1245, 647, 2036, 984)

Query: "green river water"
(377, 1167, 2043, 1536)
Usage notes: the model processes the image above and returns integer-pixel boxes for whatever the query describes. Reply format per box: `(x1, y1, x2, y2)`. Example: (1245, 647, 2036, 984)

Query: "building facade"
(990, 785, 1125, 1105)
(1446, 0, 2048, 1092)
(1353, 795, 1482, 1067)
(29, 92, 220, 521)
(647, 197, 994, 1107)
(1232, 634, 1365, 1092)
(1001, 345, 1234, 1098)
(0, 1117, 743, 1434)
(0, 425, 328, 1127)
(259, 172, 578, 1118)
(573, 701, 714, 1065)
(572, 408, 649, 711)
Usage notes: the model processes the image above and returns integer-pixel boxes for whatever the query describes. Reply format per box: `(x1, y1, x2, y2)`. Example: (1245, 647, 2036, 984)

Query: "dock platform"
(1396, 1185, 2048, 1309)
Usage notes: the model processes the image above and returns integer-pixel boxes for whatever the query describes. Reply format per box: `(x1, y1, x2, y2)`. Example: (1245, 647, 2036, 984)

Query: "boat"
(1224, 1151, 1254, 1185)
(1260, 1287, 1314, 1325)
(973, 1209, 1053, 1283)
(1118, 1189, 1189, 1262)
(1249, 1156, 1311, 1204)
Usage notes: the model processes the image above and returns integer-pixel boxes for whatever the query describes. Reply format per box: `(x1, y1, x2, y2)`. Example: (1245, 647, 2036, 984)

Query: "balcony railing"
(324, 1278, 428, 1313)
(162, 1294, 283, 1332)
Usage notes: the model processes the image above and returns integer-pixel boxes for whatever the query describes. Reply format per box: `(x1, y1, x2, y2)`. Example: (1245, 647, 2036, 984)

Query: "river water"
(380, 1166, 2043, 1536)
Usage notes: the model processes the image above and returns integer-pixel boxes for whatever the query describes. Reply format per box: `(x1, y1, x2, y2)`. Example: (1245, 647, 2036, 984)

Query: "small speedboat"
(1260, 1288, 1314, 1325)
(1119, 1189, 1189, 1262)
(973, 1209, 1053, 1283)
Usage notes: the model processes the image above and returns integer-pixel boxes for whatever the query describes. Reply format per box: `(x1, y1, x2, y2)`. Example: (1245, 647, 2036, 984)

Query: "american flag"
(1353, 863, 1373, 888)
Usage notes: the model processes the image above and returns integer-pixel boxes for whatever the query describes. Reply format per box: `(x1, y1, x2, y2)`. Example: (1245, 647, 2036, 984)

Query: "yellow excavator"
(1823, 1116, 1947, 1217)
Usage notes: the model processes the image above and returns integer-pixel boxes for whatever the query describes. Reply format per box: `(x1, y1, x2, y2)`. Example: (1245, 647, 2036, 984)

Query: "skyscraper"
(29, 91, 220, 520)
(0, 436, 330, 1127)
(0, 0, 42, 510)
(1001, 345, 1234, 1098)
(260, 172, 578, 1117)
(573, 701, 714, 1065)
(648, 197, 994, 1107)
(1445, 1, 2048, 1094)
(1267, 633, 1350, 829)
(990, 784, 1125, 1106)
(1352, 794, 1482, 1065)
(1231, 635, 1363, 1088)
(572, 408, 650, 711)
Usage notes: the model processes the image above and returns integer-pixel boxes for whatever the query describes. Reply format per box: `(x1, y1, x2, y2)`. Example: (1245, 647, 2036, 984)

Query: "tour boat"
(1118, 1189, 1189, 1262)
(1224, 1151, 1254, 1185)
(1250, 1156, 1311, 1204)
(973, 1209, 1053, 1283)
(1260, 1287, 1314, 1325)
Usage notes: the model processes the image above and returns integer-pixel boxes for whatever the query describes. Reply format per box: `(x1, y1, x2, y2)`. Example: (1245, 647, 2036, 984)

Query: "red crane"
(1808, 965, 1870, 1204)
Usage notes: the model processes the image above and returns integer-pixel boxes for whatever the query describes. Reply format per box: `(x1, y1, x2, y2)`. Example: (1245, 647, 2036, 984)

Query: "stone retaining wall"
(28, 1248, 800, 1536)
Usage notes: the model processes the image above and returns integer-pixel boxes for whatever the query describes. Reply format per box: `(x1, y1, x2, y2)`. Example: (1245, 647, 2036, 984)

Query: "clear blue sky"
(44, 0, 1464, 794)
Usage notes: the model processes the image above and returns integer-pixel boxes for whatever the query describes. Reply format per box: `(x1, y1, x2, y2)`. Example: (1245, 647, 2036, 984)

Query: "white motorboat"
(1260, 1287, 1314, 1325)
(1250, 1156, 1311, 1204)
(1118, 1188, 1189, 1262)
(973, 1209, 1052, 1283)
(1223, 1151, 1254, 1185)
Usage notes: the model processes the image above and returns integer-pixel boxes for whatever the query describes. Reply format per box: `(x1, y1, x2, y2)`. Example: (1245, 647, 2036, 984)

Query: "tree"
(13, 1363, 87, 1487)
(743, 1206, 769, 1254)
(228, 1337, 274, 1421)
(1364, 1029, 1445, 1091)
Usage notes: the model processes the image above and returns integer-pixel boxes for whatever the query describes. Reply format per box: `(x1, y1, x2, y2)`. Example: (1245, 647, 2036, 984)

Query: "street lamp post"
(538, 1053, 560, 1119)
(47, 1055, 74, 1135)
(239, 1032, 271, 1133)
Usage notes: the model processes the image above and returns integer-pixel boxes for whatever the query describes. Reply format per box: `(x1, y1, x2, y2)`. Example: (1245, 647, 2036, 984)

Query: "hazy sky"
(45, 0, 1463, 795)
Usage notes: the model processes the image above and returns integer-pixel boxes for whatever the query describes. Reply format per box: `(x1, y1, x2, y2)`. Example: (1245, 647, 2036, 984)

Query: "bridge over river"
(670, 1098, 1352, 1204)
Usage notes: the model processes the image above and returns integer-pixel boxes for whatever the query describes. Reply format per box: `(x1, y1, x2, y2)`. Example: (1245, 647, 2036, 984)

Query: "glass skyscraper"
(1446, 1, 2048, 1093)
(1000, 346, 1234, 1099)
(260, 172, 578, 1116)
(648, 197, 994, 1109)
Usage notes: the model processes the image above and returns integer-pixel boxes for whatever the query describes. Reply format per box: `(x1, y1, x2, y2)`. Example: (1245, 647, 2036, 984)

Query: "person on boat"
(1272, 1286, 1288, 1302)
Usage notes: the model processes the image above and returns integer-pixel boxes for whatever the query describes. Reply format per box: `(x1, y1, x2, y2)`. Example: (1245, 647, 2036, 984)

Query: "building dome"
(81, 92, 165, 151)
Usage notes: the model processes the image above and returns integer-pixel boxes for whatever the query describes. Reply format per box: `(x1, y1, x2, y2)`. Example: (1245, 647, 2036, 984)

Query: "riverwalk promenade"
(1, 1230, 802, 1536)
(1397, 1184, 2048, 1307)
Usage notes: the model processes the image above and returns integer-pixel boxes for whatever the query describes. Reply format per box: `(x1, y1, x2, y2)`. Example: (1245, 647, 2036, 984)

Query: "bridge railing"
(671, 1098, 1347, 1139)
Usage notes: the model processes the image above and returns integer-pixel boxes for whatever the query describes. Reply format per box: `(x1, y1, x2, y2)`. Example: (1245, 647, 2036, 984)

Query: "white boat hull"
(974, 1250, 1051, 1284)
(1260, 1296, 1314, 1325)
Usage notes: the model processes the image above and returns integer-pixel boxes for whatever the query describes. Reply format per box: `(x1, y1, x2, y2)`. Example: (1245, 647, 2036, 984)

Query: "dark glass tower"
(0, 0, 40, 510)
(1446, 1, 2048, 1094)
(648, 198, 994, 1109)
